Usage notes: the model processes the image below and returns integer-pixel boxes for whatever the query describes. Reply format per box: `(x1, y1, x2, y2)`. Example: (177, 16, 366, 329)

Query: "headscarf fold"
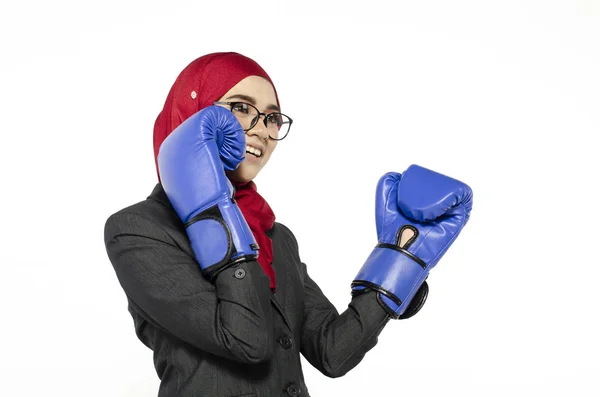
(233, 181, 276, 291)
(153, 52, 278, 291)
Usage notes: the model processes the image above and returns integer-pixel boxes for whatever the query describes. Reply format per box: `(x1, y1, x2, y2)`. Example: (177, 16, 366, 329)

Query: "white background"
(1, 0, 599, 396)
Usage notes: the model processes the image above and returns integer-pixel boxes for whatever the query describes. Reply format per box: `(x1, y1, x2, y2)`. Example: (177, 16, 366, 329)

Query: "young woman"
(104, 52, 472, 397)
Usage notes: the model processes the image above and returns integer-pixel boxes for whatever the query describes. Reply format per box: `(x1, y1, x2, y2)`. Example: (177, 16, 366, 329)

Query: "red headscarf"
(153, 52, 277, 291)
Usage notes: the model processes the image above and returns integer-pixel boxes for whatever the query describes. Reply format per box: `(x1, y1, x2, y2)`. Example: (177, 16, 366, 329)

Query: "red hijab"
(153, 52, 277, 291)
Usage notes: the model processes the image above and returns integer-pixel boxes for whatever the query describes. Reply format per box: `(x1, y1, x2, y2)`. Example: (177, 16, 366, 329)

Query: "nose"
(247, 115, 269, 141)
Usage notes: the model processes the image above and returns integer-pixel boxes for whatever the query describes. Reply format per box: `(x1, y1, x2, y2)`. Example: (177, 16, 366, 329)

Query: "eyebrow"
(225, 94, 280, 112)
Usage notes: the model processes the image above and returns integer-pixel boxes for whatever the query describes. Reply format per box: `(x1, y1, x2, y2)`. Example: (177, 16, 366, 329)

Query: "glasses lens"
(266, 113, 292, 140)
(228, 102, 291, 140)
(230, 102, 259, 130)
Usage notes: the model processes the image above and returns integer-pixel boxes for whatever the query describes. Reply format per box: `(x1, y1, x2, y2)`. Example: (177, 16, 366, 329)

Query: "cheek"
(264, 143, 277, 160)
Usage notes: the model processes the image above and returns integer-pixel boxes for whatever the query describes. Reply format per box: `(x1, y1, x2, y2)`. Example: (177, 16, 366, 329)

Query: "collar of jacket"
(148, 183, 172, 208)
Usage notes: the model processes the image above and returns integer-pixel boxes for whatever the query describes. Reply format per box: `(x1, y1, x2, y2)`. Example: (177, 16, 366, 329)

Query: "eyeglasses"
(213, 101, 293, 141)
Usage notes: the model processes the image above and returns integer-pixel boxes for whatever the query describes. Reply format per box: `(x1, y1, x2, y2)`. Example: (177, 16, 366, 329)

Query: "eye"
(231, 102, 251, 115)
(266, 113, 284, 128)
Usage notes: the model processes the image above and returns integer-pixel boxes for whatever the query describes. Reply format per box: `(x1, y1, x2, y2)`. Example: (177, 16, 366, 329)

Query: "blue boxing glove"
(157, 105, 258, 280)
(352, 165, 473, 318)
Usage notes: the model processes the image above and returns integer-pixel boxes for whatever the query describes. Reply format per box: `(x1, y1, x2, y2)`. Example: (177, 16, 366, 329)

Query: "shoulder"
(271, 222, 298, 248)
(104, 184, 184, 246)
(269, 222, 304, 271)
(272, 222, 295, 240)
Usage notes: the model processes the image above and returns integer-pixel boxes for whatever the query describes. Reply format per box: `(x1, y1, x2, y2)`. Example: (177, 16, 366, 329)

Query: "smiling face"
(221, 76, 279, 183)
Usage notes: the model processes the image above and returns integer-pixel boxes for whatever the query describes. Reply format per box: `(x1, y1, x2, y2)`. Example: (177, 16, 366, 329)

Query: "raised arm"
(272, 224, 391, 377)
(104, 211, 274, 364)
(299, 262, 390, 378)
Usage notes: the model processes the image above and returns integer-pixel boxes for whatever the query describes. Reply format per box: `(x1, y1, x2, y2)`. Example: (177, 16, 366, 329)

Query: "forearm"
(301, 289, 390, 378)
(105, 211, 275, 364)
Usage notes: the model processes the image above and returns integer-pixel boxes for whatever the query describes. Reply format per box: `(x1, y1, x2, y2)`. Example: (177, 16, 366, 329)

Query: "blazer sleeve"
(104, 210, 275, 364)
(299, 265, 391, 378)
(278, 225, 391, 378)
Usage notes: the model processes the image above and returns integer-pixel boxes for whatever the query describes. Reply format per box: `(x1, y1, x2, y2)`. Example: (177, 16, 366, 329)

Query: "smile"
(246, 145, 262, 158)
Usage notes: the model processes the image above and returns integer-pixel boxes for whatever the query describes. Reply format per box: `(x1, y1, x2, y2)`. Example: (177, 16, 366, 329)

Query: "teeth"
(246, 145, 262, 157)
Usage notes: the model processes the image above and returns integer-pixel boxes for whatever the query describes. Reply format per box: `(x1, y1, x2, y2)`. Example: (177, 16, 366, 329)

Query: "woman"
(104, 51, 472, 397)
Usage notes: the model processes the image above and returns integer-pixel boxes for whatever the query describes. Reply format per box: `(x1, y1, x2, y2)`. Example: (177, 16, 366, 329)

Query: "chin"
(227, 162, 261, 184)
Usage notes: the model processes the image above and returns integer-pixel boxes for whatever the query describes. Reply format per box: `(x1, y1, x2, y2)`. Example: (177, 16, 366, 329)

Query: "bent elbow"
(229, 326, 275, 364)
(320, 352, 366, 378)
(244, 342, 274, 364)
(322, 366, 349, 379)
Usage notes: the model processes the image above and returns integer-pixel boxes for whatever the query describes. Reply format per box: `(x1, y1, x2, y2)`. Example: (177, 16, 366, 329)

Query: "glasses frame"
(213, 101, 293, 141)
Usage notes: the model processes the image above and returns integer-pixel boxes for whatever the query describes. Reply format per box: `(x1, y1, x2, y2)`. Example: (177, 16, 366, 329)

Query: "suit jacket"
(104, 184, 391, 397)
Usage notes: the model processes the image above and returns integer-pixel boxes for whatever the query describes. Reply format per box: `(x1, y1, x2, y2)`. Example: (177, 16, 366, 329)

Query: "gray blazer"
(104, 184, 391, 397)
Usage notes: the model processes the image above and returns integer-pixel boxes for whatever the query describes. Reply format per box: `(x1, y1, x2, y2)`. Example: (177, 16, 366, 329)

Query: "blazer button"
(286, 384, 301, 396)
(234, 268, 246, 279)
(278, 335, 293, 349)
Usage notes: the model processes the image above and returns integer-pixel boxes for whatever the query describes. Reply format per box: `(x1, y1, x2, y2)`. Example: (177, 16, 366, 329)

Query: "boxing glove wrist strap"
(376, 243, 427, 269)
(352, 246, 429, 313)
(185, 202, 258, 280)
